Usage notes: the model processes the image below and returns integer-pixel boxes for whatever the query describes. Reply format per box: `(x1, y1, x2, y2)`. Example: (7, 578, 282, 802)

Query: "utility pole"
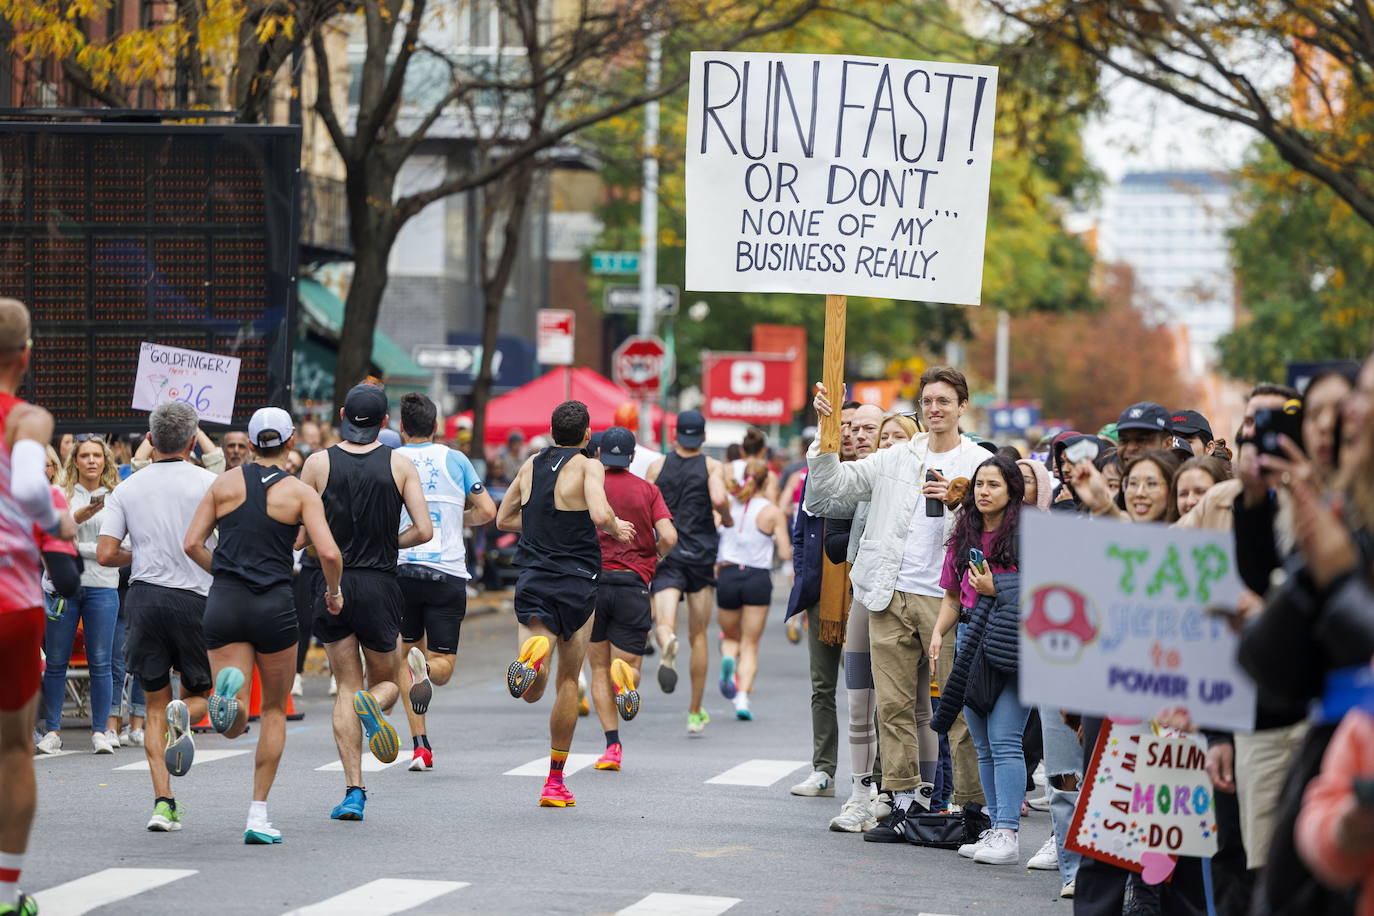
(636, 28, 662, 448)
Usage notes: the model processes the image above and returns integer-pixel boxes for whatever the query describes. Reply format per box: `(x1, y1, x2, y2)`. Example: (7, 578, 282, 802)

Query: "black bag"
(902, 811, 964, 850)
(963, 646, 1006, 718)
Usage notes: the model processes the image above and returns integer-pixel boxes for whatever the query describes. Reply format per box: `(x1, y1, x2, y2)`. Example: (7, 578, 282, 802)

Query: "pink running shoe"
(594, 743, 623, 771)
(539, 778, 576, 807)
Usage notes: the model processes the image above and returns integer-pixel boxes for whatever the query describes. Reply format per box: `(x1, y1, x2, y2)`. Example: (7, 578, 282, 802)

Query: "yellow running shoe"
(611, 658, 641, 721)
(508, 635, 550, 698)
(353, 691, 399, 763)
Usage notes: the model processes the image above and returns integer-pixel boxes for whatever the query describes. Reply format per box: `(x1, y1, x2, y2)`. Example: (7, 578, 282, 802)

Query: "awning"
(450, 366, 667, 445)
(297, 278, 429, 381)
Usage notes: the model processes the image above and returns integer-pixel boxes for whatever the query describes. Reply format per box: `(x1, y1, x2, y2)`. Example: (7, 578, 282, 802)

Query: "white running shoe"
(974, 830, 1020, 865)
(790, 770, 835, 797)
(119, 726, 133, 747)
(732, 692, 753, 721)
(36, 731, 62, 755)
(1060, 880, 1076, 899)
(958, 828, 994, 859)
(829, 798, 877, 832)
(128, 728, 145, 747)
(291, 673, 304, 697)
(328, 675, 337, 696)
(1027, 794, 1051, 812)
(91, 731, 116, 754)
(103, 728, 121, 749)
(1027, 835, 1060, 871)
(872, 791, 893, 822)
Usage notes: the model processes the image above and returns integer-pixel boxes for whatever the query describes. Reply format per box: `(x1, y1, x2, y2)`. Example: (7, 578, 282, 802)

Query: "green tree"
(1217, 144, 1374, 381)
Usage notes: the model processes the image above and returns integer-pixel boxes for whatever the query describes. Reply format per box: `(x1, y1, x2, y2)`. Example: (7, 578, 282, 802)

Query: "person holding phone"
(930, 456, 1027, 865)
(37, 435, 123, 755)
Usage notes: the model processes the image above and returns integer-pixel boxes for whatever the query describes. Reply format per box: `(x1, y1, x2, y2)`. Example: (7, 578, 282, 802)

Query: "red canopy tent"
(447, 366, 667, 445)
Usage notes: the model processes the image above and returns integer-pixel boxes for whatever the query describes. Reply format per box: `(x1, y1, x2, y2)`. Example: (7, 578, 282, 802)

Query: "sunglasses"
(73, 433, 104, 443)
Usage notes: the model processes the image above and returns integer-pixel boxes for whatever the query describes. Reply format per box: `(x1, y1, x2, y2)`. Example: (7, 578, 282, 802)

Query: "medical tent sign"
(685, 51, 997, 304)
(132, 341, 241, 425)
(1018, 512, 1257, 732)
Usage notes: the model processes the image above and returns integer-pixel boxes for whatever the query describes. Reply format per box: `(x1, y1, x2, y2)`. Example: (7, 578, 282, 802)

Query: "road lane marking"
(113, 749, 250, 771)
(281, 878, 469, 915)
(503, 753, 598, 777)
(34, 868, 196, 915)
(617, 893, 742, 916)
(315, 756, 403, 773)
(704, 759, 809, 787)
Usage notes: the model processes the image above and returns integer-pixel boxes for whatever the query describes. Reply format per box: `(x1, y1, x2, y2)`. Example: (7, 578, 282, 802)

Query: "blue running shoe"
(330, 787, 366, 821)
(208, 666, 246, 734)
(353, 690, 399, 763)
(719, 655, 738, 700)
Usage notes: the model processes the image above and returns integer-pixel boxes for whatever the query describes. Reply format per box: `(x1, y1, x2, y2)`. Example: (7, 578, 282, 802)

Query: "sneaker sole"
(146, 819, 181, 832)
(593, 760, 621, 771)
(407, 649, 432, 714)
(408, 758, 431, 772)
(735, 709, 752, 721)
(719, 656, 737, 699)
(352, 691, 399, 764)
(209, 667, 246, 734)
(611, 659, 640, 721)
(244, 830, 283, 845)
(791, 785, 835, 797)
(1027, 858, 1060, 871)
(507, 636, 549, 698)
(862, 831, 906, 844)
(974, 854, 1020, 865)
(829, 819, 877, 832)
(539, 796, 576, 807)
(165, 733, 195, 777)
(657, 637, 678, 693)
(331, 810, 364, 821)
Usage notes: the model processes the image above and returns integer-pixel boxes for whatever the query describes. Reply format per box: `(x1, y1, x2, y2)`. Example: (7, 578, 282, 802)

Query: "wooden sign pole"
(818, 294, 847, 453)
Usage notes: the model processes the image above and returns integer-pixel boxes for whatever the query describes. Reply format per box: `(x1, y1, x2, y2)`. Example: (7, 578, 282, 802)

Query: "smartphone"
(1063, 435, 1099, 465)
(1252, 399, 1304, 457)
(89, 487, 108, 506)
(968, 548, 986, 574)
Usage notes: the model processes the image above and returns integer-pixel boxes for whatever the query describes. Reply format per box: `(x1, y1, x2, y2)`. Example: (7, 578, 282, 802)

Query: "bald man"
(0, 299, 77, 915)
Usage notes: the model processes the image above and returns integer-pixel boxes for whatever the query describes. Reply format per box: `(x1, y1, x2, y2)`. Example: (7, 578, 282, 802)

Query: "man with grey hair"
(98, 400, 218, 833)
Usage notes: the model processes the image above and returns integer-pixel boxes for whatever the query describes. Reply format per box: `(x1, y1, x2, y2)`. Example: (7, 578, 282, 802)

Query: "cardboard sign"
(1067, 719, 1153, 873)
(685, 51, 998, 304)
(132, 342, 241, 425)
(1018, 512, 1257, 731)
(1132, 736, 1219, 858)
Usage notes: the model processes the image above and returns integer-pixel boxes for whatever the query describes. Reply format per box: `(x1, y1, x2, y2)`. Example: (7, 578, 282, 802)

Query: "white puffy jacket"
(804, 432, 988, 612)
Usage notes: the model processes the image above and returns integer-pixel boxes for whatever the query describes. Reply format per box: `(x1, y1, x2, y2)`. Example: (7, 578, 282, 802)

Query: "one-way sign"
(604, 284, 680, 315)
(413, 344, 478, 371)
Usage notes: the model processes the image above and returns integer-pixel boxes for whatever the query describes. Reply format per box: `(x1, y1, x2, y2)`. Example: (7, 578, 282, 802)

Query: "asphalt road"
(24, 596, 1071, 915)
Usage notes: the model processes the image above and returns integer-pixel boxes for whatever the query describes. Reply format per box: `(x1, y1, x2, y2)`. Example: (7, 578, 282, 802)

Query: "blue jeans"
(1040, 705, 1084, 881)
(964, 677, 1030, 831)
(110, 607, 146, 719)
(42, 586, 120, 732)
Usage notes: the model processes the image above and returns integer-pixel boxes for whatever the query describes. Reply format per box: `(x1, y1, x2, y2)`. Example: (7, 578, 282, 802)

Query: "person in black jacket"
(930, 456, 1026, 866)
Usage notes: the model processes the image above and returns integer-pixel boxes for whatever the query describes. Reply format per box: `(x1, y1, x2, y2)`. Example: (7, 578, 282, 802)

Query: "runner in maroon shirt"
(589, 427, 676, 772)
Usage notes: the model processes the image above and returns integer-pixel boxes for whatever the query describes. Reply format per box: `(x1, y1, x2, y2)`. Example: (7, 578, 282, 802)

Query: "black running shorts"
(312, 568, 404, 654)
(716, 564, 773, 610)
(592, 569, 652, 655)
(125, 582, 212, 694)
(398, 566, 467, 654)
(514, 567, 596, 641)
(650, 554, 716, 596)
(204, 577, 299, 655)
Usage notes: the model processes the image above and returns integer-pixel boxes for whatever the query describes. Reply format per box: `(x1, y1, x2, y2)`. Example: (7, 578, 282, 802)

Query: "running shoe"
(208, 666, 245, 734)
(35, 731, 61, 755)
(862, 806, 909, 843)
(829, 798, 877, 833)
(686, 709, 709, 735)
(91, 730, 116, 754)
(409, 746, 433, 772)
(1027, 834, 1060, 870)
(164, 699, 195, 777)
(507, 635, 550, 699)
(577, 672, 590, 716)
(974, 830, 1020, 865)
(406, 647, 432, 715)
(353, 691, 399, 763)
(733, 693, 752, 721)
(718, 655, 738, 700)
(539, 778, 576, 807)
(291, 673, 303, 697)
(594, 743, 623, 771)
(146, 799, 183, 832)
(611, 658, 640, 721)
(330, 787, 366, 821)
(0, 892, 38, 915)
(244, 823, 283, 845)
(790, 770, 834, 797)
(328, 674, 337, 696)
(657, 634, 678, 693)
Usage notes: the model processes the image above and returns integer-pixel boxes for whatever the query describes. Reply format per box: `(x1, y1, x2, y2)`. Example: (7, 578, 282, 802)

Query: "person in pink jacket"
(1297, 708, 1374, 916)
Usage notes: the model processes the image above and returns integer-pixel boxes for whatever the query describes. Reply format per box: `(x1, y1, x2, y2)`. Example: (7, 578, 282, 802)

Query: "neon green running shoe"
(0, 891, 38, 915)
(147, 799, 183, 832)
(687, 709, 710, 735)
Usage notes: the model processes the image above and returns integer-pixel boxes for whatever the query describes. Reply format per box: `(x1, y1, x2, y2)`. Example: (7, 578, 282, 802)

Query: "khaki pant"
(1234, 721, 1309, 868)
(868, 591, 951, 792)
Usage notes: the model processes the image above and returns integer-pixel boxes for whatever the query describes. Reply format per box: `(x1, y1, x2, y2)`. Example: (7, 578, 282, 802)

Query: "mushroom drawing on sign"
(1024, 584, 1098, 663)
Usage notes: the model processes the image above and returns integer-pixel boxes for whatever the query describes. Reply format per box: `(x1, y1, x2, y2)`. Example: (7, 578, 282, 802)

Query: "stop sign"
(613, 335, 667, 396)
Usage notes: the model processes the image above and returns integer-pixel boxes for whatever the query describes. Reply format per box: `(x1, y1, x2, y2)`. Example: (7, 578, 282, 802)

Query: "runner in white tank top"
(715, 458, 791, 720)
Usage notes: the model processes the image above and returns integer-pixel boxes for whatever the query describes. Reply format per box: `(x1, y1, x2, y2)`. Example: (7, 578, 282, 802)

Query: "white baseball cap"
(248, 407, 295, 448)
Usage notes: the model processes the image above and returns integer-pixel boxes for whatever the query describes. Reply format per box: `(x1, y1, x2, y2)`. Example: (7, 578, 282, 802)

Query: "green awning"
(298, 278, 429, 381)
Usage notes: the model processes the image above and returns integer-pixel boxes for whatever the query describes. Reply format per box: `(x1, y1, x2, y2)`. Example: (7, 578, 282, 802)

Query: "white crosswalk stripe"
(704, 759, 808, 787)
(280, 878, 469, 915)
(113, 749, 250, 771)
(315, 756, 403, 773)
(617, 893, 742, 916)
(503, 753, 599, 777)
(33, 867, 196, 916)
(31, 750, 81, 761)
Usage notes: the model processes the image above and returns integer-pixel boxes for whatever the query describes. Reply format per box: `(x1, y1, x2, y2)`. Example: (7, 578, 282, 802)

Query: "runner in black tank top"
(645, 409, 733, 734)
(299, 383, 433, 822)
(183, 407, 344, 844)
(496, 400, 634, 808)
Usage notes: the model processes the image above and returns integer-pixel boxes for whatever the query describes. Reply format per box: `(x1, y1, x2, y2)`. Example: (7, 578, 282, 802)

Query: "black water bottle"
(925, 470, 943, 518)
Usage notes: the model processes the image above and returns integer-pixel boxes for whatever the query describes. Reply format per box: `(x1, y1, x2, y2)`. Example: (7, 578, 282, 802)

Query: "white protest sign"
(1130, 735, 1219, 858)
(131, 342, 241, 425)
(1018, 512, 1257, 732)
(1067, 719, 1152, 873)
(685, 51, 998, 304)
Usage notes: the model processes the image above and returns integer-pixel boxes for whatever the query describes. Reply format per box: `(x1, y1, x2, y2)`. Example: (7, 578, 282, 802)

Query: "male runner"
(300, 383, 432, 821)
(394, 393, 495, 772)
(498, 401, 633, 807)
(97, 401, 218, 833)
(645, 409, 732, 734)
(587, 426, 676, 772)
(183, 407, 344, 843)
(0, 299, 77, 916)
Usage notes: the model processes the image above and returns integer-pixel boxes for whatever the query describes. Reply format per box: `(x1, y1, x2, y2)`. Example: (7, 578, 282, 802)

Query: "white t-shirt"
(100, 459, 217, 596)
(893, 444, 959, 598)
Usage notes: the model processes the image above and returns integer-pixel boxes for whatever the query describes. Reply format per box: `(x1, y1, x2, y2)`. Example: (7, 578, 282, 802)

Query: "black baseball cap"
(1116, 402, 1171, 434)
(1169, 410, 1213, 443)
(675, 410, 706, 448)
(341, 383, 388, 444)
(599, 426, 636, 468)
